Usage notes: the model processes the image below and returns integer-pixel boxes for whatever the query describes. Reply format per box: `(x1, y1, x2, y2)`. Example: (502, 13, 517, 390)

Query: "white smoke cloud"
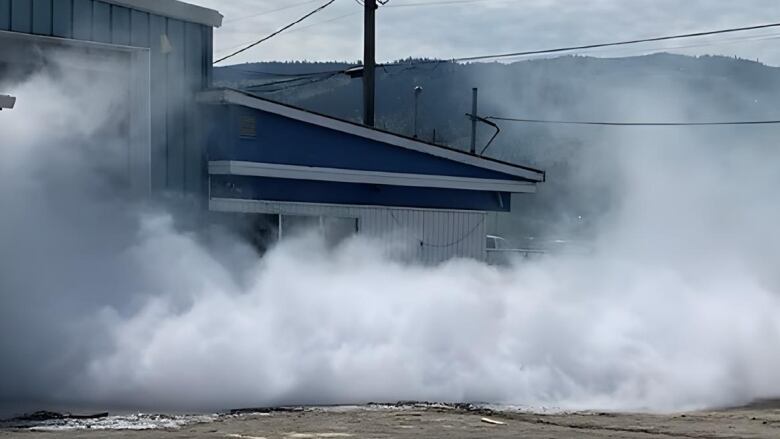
(2, 53, 780, 416)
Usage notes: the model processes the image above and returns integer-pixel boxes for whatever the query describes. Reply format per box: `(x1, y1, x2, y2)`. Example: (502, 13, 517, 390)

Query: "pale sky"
(186, 0, 780, 66)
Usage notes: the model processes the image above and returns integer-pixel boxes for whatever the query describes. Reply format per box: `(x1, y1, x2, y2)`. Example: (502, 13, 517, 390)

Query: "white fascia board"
(198, 89, 545, 182)
(102, 0, 223, 27)
(210, 197, 489, 215)
(0, 94, 15, 110)
(209, 161, 537, 193)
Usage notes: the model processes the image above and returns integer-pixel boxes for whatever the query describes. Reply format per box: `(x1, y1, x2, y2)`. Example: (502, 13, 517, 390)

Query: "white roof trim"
(102, 0, 223, 27)
(198, 89, 545, 182)
(210, 197, 489, 215)
(210, 161, 537, 193)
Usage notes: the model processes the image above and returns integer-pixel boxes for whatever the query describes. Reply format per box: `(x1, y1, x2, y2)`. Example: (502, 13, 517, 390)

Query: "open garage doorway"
(0, 30, 151, 196)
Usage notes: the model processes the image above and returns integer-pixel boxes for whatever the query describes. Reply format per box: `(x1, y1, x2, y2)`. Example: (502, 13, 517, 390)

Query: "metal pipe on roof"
(470, 88, 478, 154)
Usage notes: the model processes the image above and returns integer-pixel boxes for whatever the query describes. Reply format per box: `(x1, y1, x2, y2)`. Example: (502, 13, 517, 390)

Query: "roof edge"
(209, 161, 538, 193)
(198, 88, 546, 183)
(102, 0, 223, 27)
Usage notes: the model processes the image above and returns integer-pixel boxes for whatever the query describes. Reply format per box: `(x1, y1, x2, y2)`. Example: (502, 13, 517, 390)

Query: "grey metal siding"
(203, 26, 212, 86)
(110, 5, 130, 45)
(91, 0, 109, 42)
(52, 0, 73, 38)
(72, 0, 91, 40)
(148, 12, 167, 191)
(0, 0, 9, 30)
(0, 0, 11, 30)
(31, 0, 51, 35)
(129, 8, 147, 46)
(210, 198, 489, 263)
(165, 18, 185, 192)
(0, 0, 213, 198)
(11, 0, 32, 33)
(184, 21, 204, 198)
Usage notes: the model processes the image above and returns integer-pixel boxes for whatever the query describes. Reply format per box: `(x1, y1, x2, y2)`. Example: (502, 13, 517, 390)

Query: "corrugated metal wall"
(0, 0, 213, 196)
(210, 198, 488, 264)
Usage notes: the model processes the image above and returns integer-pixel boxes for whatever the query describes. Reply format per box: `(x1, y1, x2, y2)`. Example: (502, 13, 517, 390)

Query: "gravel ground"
(2, 402, 780, 438)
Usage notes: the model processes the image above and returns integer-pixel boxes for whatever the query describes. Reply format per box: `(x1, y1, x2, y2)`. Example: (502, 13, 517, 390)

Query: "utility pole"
(363, 0, 377, 127)
(470, 88, 478, 154)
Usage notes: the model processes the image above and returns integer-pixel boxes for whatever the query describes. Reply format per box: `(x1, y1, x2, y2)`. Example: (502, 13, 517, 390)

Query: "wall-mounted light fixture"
(0, 94, 16, 111)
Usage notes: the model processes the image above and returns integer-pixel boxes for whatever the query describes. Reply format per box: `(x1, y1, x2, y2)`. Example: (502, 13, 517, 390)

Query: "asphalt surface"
(3, 403, 780, 438)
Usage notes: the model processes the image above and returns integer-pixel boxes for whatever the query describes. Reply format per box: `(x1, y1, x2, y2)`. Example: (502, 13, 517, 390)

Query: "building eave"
(102, 0, 223, 27)
(209, 161, 537, 193)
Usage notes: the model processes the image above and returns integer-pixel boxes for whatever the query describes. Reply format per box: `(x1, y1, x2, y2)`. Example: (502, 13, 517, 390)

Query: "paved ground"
(3, 403, 780, 438)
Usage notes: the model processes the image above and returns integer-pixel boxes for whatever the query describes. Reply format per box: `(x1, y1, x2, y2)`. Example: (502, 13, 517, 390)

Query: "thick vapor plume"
(2, 56, 780, 416)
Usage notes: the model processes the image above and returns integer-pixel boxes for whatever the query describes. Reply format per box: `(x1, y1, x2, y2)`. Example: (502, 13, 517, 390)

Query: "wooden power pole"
(363, 0, 377, 127)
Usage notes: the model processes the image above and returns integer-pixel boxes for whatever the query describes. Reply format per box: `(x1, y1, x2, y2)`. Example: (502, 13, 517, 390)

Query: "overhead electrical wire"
(386, 0, 509, 7)
(214, 12, 360, 61)
(217, 17, 780, 100)
(242, 75, 329, 89)
(378, 21, 780, 67)
(223, 0, 322, 24)
(222, 21, 780, 79)
(244, 71, 345, 93)
(214, 0, 337, 65)
(221, 27, 780, 77)
(486, 116, 780, 127)
(236, 67, 352, 77)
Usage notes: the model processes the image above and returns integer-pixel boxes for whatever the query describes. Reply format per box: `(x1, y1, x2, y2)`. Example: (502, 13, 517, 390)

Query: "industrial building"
(0, 0, 545, 262)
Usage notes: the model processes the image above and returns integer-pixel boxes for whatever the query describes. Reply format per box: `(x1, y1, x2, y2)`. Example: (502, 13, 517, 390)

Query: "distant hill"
(215, 54, 780, 240)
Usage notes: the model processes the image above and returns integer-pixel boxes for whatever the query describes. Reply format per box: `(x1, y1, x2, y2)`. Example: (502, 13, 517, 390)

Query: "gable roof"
(102, 0, 223, 27)
(198, 88, 546, 183)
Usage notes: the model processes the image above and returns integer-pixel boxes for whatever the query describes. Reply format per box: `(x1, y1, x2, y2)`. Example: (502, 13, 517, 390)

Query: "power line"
(223, 0, 321, 24)
(242, 75, 330, 89)
(379, 21, 780, 67)
(214, 11, 360, 61)
(486, 116, 780, 127)
(223, 27, 780, 78)
(386, 0, 508, 7)
(453, 22, 780, 62)
(214, 0, 337, 65)
(217, 20, 780, 95)
(278, 11, 361, 36)
(234, 67, 351, 77)
(239, 66, 355, 90)
(244, 71, 345, 93)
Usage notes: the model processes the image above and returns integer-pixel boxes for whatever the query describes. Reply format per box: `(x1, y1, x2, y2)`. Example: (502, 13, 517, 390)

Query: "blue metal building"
(200, 89, 544, 262)
(0, 0, 222, 195)
(0, 0, 545, 262)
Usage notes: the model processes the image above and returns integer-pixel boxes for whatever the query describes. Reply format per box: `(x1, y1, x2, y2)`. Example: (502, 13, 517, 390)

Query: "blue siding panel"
(72, 0, 91, 40)
(31, 0, 51, 35)
(52, 0, 73, 38)
(0, 0, 10, 30)
(91, 0, 109, 42)
(10, 0, 32, 32)
(129, 9, 148, 47)
(165, 18, 185, 192)
(3, 0, 215, 199)
(209, 106, 527, 182)
(110, 5, 129, 45)
(211, 176, 510, 212)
